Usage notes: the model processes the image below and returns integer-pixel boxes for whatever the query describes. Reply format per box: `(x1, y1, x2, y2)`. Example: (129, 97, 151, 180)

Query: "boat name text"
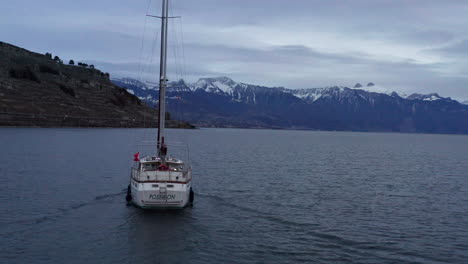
(149, 194, 176, 200)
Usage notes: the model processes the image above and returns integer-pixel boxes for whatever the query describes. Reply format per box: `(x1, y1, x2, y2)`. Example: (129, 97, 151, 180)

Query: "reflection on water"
(127, 208, 195, 262)
(1, 128, 467, 264)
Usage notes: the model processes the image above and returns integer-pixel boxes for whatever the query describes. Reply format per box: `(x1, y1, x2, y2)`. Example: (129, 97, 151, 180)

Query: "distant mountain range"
(112, 77, 468, 134)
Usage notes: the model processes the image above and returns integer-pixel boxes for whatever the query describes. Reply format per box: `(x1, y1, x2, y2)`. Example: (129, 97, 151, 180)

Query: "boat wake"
(195, 192, 447, 263)
(1, 189, 126, 236)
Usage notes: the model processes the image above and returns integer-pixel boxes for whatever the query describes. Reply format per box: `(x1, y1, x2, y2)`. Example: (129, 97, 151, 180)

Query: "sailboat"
(126, 0, 193, 209)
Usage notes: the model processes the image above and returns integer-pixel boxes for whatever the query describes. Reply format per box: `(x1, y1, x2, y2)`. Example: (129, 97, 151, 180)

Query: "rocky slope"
(0, 41, 192, 128)
(113, 76, 468, 134)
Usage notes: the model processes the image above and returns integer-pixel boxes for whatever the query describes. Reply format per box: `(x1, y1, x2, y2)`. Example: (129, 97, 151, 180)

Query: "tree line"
(44, 52, 109, 77)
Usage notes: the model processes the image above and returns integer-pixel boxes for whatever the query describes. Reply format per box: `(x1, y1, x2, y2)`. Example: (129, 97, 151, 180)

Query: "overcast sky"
(1, 0, 467, 100)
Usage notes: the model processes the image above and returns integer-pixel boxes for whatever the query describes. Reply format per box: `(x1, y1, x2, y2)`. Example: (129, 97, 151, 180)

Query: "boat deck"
(131, 155, 191, 183)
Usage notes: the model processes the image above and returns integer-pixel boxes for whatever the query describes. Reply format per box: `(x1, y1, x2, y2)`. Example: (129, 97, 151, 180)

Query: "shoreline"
(0, 111, 195, 129)
(3, 124, 468, 136)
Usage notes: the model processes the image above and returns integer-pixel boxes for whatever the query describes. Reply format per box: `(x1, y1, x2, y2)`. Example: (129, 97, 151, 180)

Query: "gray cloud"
(432, 39, 468, 55)
(1, 0, 467, 100)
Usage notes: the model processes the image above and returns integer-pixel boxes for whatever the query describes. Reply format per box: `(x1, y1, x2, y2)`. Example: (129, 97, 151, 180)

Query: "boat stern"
(131, 181, 191, 209)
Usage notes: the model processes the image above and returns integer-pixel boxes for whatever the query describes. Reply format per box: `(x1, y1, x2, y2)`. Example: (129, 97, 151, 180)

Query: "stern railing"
(131, 167, 191, 182)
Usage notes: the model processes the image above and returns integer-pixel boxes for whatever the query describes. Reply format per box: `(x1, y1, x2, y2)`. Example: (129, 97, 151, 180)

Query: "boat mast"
(157, 0, 169, 158)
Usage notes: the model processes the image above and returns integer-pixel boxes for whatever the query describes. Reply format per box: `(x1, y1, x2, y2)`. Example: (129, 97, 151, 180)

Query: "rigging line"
(169, 1, 186, 82)
(173, 26, 182, 83)
(168, 1, 181, 83)
(145, 25, 160, 84)
(133, 0, 153, 162)
(142, 19, 160, 148)
(168, 34, 177, 82)
(166, 1, 177, 143)
(166, 0, 189, 158)
(169, 1, 183, 123)
(142, 24, 160, 142)
(178, 16, 188, 82)
(142, 10, 160, 83)
(172, 3, 190, 147)
(137, 0, 153, 83)
(174, 27, 182, 82)
(175, 1, 191, 149)
(173, 0, 185, 83)
(141, 3, 161, 143)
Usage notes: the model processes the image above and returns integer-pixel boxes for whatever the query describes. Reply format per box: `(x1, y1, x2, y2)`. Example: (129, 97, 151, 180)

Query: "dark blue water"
(1, 128, 467, 263)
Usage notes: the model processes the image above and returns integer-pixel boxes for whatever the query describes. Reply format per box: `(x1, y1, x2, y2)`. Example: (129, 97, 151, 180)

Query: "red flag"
(133, 152, 140, 161)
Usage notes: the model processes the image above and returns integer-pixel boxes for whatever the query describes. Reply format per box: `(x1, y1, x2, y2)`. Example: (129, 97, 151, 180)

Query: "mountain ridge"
(112, 76, 468, 134)
(113, 76, 462, 104)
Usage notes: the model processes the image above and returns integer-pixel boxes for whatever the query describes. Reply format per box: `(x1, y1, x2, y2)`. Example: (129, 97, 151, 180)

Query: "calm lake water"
(1, 128, 467, 263)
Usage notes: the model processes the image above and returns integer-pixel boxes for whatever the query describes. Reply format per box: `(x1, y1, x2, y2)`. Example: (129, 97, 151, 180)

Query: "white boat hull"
(130, 180, 191, 209)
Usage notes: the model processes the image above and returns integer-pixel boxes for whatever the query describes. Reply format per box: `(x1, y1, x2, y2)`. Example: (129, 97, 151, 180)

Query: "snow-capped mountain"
(184, 77, 459, 104)
(112, 77, 157, 104)
(406, 93, 447, 101)
(111, 76, 468, 133)
(190, 76, 239, 94)
(284, 88, 327, 102)
(462, 100, 468, 105)
(167, 79, 192, 92)
(349, 82, 456, 102)
(189, 77, 284, 104)
(112, 77, 151, 90)
(113, 76, 458, 105)
(351, 82, 401, 97)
